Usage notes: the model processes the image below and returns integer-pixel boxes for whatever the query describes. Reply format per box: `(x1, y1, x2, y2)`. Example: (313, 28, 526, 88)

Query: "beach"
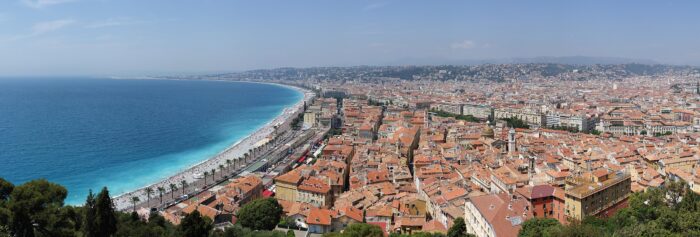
(112, 81, 313, 210)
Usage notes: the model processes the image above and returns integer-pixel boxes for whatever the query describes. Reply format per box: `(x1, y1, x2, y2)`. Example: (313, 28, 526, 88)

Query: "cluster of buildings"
(162, 66, 700, 236)
(268, 93, 666, 237)
(265, 75, 700, 236)
(159, 175, 264, 227)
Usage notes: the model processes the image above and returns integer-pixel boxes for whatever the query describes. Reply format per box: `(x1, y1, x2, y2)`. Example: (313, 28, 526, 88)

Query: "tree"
(237, 198, 283, 230)
(178, 210, 212, 237)
(447, 217, 470, 237)
(169, 184, 178, 199)
(84, 190, 98, 237)
(210, 225, 287, 237)
(389, 233, 446, 237)
(339, 223, 383, 237)
(130, 196, 140, 213)
(226, 159, 232, 172)
(0, 178, 13, 201)
(502, 117, 530, 129)
(0, 225, 9, 237)
(518, 218, 562, 237)
(145, 187, 153, 206)
(7, 179, 69, 237)
(219, 165, 225, 177)
(180, 180, 188, 195)
(157, 187, 165, 204)
(115, 211, 176, 237)
(211, 168, 216, 182)
(95, 187, 118, 237)
(203, 172, 209, 186)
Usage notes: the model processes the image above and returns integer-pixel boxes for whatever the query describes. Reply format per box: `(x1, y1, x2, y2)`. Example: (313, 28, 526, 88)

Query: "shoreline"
(110, 79, 313, 210)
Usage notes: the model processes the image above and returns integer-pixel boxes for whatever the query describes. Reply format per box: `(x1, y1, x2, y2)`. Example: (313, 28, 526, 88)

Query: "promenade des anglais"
(2, 1, 700, 237)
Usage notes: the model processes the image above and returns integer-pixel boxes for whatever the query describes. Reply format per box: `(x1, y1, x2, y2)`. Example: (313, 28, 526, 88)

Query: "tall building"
(507, 127, 516, 155)
(564, 169, 631, 221)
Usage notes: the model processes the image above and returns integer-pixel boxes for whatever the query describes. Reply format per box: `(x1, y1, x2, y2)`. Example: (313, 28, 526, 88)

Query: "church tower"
(508, 127, 516, 155)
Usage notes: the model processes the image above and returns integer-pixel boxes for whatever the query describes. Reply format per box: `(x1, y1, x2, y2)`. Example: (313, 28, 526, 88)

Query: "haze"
(1, 0, 699, 76)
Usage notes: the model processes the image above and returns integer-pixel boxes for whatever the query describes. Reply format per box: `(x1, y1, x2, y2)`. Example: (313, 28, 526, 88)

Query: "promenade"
(112, 85, 315, 211)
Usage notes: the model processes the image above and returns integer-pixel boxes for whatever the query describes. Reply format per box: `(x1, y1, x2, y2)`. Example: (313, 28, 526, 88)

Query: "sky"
(1, 0, 699, 76)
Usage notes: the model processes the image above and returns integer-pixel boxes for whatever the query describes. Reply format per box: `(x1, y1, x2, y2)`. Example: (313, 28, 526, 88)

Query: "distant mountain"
(389, 56, 660, 66)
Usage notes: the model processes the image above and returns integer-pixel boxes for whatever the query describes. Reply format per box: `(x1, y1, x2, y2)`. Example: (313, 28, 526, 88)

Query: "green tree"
(447, 217, 471, 237)
(502, 117, 530, 129)
(83, 190, 98, 237)
(95, 187, 118, 237)
(203, 172, 209, 186)
(130, 196, 140, 213)
(518, 218, 561, 237)
(169, 184, 178, 199)
(338, 223, 383, 237)
(7, 179, 70, 237)
(237, 198, 283, 230)
(115, 212, 176, 237)
(0, 178, 13, 201)
(180, 180, 188, 195)
(178, 210, 212, 237)
(144, 187, 153, 206)
(0, 225, 10, 237)
(157, 187, 165, 204)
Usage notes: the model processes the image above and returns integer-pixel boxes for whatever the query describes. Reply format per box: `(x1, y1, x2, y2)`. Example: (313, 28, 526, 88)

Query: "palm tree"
(169, 183, 178, 199)
(203, 171, 209, 186)
(219, 164, 225, 177)
(211, 168, 216, 182)
(180, 180, 187, 195)
(145, 187, 153, 206)
(131, 196, 140, 213)
(157, 186, 165, 204)
(226, 159, 232, 172)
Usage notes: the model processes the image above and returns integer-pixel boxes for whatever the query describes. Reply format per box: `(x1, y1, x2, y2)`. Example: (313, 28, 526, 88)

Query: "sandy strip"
(111, 81, 313, 210)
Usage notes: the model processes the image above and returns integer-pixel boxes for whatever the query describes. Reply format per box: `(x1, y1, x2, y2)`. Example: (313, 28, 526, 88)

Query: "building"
(463, 104, 493, 119)
(274, 169, 303, 202)
(494, 107, 546, 127)
(222, 175, 264, 205)
(464, 192, 533, 237)
(564, 169, 631, 221)
(515, 185, 567, 224)
(304, 111, 319, 128)
(297, 176, 333, 208)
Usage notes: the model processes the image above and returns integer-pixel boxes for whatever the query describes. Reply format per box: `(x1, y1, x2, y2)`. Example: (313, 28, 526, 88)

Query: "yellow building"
(274, 169, 303, 202)
(564, 169, 631, 221)
(304, 111, 319, 128)
(658, 157, 699, 173)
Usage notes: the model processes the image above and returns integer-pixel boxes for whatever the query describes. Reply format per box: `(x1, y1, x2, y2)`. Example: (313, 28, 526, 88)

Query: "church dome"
(481, 125, 495, 138)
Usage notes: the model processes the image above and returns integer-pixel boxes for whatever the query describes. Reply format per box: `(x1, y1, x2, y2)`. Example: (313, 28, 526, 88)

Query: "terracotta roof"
(307, 208, 336, 226)
(469, 193, 532, 237)
(422, 220, 447, 234)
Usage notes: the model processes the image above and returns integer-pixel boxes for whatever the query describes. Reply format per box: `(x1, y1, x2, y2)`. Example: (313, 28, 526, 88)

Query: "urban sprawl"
(136, 63, 700, 237)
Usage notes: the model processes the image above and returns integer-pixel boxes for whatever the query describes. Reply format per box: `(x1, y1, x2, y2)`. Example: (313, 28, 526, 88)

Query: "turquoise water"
(0, 78, 302, 205)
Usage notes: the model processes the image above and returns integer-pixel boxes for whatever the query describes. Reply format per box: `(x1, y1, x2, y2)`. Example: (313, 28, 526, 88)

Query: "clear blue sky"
(1, 0, 699, 76)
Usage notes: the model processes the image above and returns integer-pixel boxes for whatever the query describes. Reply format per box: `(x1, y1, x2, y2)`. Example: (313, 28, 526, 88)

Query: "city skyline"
(2, 0, 700, 76)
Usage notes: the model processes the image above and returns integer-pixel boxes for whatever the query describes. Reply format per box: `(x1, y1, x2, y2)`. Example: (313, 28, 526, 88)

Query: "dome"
(481, 125, 495, 138)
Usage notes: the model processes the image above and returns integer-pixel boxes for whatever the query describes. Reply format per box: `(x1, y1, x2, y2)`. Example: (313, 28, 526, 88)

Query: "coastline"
(110, 79, 313, 210)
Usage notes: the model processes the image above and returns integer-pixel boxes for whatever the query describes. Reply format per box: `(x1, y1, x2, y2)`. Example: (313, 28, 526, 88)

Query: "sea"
(0, 78, 302, 205)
